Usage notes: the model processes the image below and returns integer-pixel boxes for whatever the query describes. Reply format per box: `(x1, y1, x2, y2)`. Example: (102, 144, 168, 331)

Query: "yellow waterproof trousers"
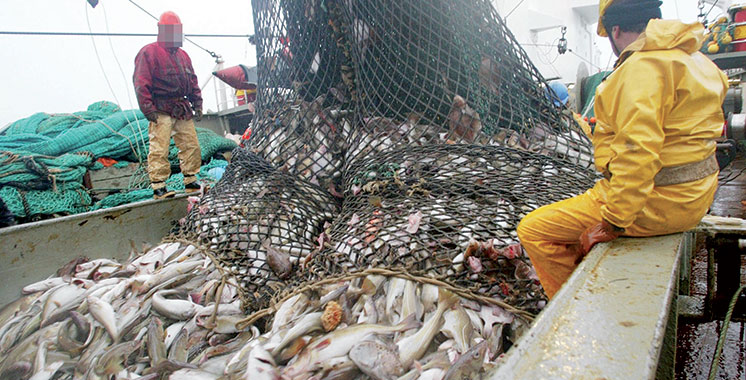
(517, 176, 716, 299)
(148, 113, 201, 189)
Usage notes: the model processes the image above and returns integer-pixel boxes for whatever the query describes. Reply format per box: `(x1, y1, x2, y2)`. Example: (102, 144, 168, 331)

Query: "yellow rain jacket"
(593, 19, 727, 231)
(517, 20, 727, 298)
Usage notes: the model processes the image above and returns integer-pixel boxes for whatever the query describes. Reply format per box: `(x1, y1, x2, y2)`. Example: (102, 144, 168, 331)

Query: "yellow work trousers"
(517, 177, 716, 299)
(148, 113, 201, 189)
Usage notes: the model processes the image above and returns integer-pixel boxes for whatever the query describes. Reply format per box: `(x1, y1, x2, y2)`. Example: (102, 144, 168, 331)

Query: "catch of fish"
(248, 90, 592, 200)
(0, 241, 531, 380)
(177, 149, 340, 309)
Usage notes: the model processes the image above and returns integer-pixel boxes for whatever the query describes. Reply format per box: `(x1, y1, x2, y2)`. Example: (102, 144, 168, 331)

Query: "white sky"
(0, 0, 729, 126)
(0, 0, 255, 126)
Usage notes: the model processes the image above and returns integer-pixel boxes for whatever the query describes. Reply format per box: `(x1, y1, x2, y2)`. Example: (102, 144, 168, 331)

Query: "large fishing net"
(175, 0, 598, 317)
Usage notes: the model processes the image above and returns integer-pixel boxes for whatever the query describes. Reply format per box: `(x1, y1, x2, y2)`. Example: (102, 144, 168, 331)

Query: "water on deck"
(677, 156, 746, 379)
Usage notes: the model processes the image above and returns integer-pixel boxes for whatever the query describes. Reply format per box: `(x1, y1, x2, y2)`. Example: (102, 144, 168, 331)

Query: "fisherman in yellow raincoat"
(517, 0, 728, 298)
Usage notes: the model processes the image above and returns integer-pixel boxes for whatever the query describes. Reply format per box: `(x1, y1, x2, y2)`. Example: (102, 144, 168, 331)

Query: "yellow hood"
(619, 20, 704, 62)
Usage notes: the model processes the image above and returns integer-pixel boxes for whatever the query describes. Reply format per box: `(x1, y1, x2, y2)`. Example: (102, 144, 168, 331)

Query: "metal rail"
(489, 233, 686, 380)
(0, 194, 188, 307)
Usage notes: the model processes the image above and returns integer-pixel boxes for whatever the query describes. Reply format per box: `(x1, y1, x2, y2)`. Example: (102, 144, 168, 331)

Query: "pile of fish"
(249, 94, 353, 193)
(248, 89, 592, 203)
(247, 274, 528, 380)
(0, 242, 248, 380)
(345, 95, 593, 169)
(176, 150, 339, 306)
(308, 145, 591, 308)
(0, 241, 530, 380)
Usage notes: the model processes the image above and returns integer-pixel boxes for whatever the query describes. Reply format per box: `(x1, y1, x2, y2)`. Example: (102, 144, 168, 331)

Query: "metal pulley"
(726, 112, 746, 141)
(557, 26, 568, 55)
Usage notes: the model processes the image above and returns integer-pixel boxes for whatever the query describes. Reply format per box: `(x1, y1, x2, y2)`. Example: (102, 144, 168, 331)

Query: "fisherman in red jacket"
(133, 11, 203, 199)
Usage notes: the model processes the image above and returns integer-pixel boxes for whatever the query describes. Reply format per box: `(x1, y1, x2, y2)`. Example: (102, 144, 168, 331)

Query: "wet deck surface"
(676, 157, 746, 380)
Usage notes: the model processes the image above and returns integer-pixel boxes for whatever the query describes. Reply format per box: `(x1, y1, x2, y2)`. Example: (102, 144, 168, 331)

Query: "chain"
(698, 0, 707, 25)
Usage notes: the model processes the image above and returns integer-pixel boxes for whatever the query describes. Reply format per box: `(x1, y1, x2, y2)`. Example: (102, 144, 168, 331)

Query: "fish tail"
(396, 312, 422, 332)
(438, 288, 459, 310)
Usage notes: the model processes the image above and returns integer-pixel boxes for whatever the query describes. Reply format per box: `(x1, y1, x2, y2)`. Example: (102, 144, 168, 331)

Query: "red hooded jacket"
(133, 42, 202, 120)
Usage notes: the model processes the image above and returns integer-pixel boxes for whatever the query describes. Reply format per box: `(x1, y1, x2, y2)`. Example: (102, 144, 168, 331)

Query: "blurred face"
(158, 24, 183, 48)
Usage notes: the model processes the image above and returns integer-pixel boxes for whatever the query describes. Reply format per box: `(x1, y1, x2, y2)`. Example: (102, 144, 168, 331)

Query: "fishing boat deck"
(676, 156, 746, 380)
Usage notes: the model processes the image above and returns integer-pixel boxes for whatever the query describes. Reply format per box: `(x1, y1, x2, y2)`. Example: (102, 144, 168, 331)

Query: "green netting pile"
(0, 101, 237, 220)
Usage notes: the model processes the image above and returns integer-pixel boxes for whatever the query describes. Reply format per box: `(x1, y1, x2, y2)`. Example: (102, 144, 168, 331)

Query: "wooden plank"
(488, 234, 684, 380)
(88, 163, 141, 190)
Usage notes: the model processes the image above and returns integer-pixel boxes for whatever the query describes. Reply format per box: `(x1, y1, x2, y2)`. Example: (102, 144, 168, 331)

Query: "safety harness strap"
(653, 154, 719, 186)
(603, 154, 719, 186)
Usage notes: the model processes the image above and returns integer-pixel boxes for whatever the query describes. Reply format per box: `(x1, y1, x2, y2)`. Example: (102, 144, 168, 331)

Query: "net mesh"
(176, 148, 340, 308)
(174, 0, 599, 315)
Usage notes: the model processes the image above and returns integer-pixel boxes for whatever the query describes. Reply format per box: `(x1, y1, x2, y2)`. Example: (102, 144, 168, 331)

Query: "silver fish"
(198, 314, 248, 334)
(224, 328, 261, 375)
(400, 280, 422, 324)
(418, 368, 447, 380)
(95, 340, 141, 376)
(357, 295, 378, 325)
(28, 360, 63, 380)
(442, 304, 473, 353)
(87, 295, 118, 341)
(56, 311, 91, 356)
(152, 290, 203, 320)
(349, 340, 404, 380)
(41, 284, 85, 324)
(169, 368, 220, 380)
(283, 314, 420, 378)
(270, 294, 309, 334)
(147, 317, 167, 367)
(479, 305, 514, 337)
(385, 278, 406, 322)
(443, 339, 488, 380)
(420, 284, 439, 314)
(396, 351, 451, 380)
(164, 321, 187, 349)
(318, 284, 350, 306)
(361, 275, 386, 295)
(137, 260, 202, 294)
(21, 278, 67, 295)
(309, 357, 359, 380)
(269, 312, 323, 357)
(168, 327, 189, 363)
(246, 344, 280, 380)
(396, 289, 458, 368)
(0, 292, 41, 329)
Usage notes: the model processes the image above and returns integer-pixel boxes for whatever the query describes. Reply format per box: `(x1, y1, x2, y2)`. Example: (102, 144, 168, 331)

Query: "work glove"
(145, 112, 158, 122)
(194, 109, 203, 122)
(578, 219, 624, 255)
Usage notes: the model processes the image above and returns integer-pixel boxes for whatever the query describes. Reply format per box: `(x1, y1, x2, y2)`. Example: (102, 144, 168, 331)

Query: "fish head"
(461, 339, 489, 369)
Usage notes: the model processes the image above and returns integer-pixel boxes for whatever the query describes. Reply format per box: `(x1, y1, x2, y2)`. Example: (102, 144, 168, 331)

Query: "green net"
(0, 101, 237, 220)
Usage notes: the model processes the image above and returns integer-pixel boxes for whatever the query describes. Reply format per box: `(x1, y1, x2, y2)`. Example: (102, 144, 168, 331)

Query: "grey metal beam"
(488, 234, 684, 380)
(0, 195, 188, 307)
